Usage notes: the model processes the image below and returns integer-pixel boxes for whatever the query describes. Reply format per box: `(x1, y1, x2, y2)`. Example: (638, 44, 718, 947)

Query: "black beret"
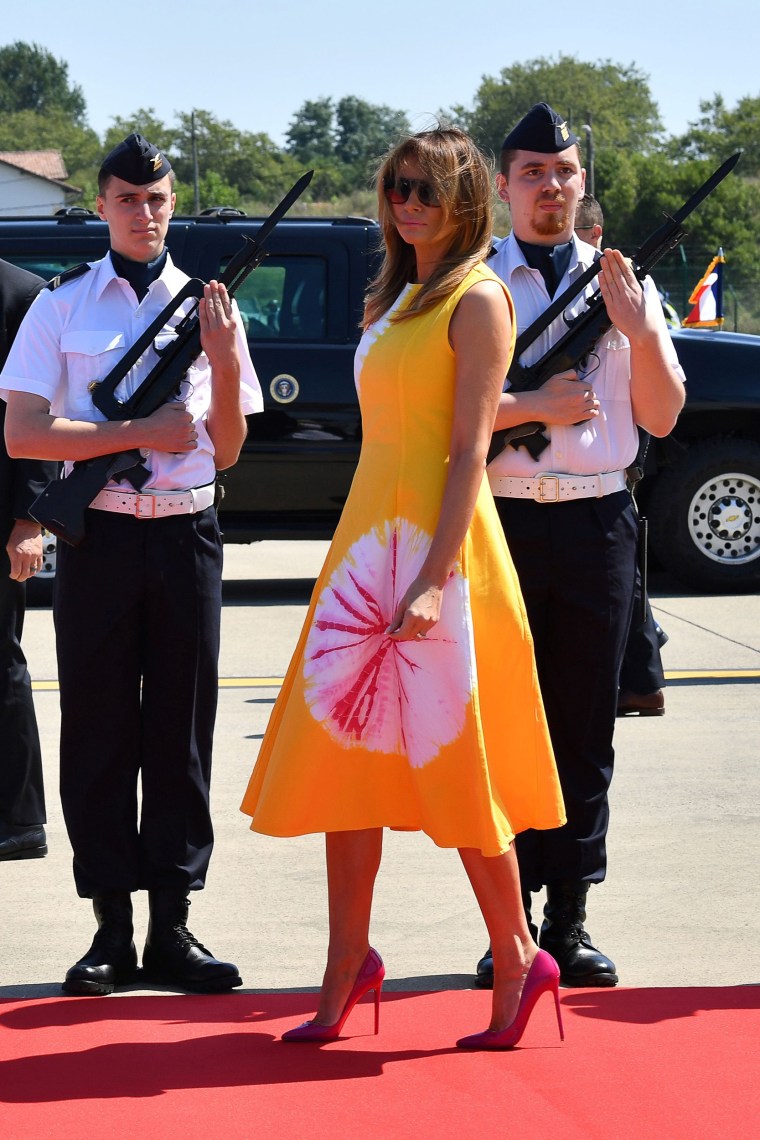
(501, 103, 579, 153)
(99, 133, 173, 185)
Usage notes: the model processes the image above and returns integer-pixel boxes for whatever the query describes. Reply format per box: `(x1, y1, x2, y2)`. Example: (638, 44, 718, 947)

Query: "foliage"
(102, 108, 176, 158)
(334, 96, 409, 172)
(0, 109, 100, 181)
(457, 55, 663, 161)
(0, 41, 86, 124)
(590, 149, 760, 329)
(285, 97, 335, 163)
(1, 41, 758, 327)
(172, 111, 300, 202)
(103, 107, 302, 208)
(668, 94, 760, 175)
(285, 95, 410, 196)
(174, 171, 242, 214)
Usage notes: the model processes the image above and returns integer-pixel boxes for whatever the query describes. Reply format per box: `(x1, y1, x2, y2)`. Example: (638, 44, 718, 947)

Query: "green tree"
(285, 98, 344, 196)
(224, 130, 303, 203)
(103, 109, 303, 212)
(589, 150, 760, 324)
(286, 95, 410, 197)
(459, 55, 663, 160)
(669, 94, 760, 175)
(285, 97, 335, 163)
(0, 109, 100, 181)
(173, 170, 242, 214)
(0, 41, 86, 124)
(173, 111, 301, 205)
(334, 96, 409, 175)
(102, 109, 176, 161)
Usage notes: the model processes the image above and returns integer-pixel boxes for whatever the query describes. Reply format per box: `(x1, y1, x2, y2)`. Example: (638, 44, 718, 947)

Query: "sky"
(3, 1, 756, 147)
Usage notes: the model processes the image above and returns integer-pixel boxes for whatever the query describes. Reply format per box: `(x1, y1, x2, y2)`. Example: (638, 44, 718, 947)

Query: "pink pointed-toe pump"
(282, 947, 385, 1043)
(456, 948, 564, 1050)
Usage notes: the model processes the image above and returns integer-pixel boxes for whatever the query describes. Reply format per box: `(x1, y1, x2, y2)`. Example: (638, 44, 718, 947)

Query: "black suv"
(1, 210, 759, 593)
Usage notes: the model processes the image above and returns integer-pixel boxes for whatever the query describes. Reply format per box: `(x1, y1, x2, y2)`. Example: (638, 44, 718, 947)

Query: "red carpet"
(1, 987, 758, 1139)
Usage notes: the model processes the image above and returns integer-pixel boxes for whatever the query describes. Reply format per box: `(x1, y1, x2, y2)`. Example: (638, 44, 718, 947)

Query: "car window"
(225, 256, 327, 341)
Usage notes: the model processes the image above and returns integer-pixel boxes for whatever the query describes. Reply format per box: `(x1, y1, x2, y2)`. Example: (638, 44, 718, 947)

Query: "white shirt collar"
(91, 250, 186, 302)
(492, 232, 591, 287)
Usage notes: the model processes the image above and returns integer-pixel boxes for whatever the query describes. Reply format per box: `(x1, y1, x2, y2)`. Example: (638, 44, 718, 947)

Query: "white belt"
(489, 470, 628, 503)
(89, 483, 216, 519)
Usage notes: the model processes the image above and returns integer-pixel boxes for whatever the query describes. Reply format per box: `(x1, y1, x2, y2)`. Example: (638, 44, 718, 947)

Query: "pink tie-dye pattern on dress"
(303, 519, 475, 768)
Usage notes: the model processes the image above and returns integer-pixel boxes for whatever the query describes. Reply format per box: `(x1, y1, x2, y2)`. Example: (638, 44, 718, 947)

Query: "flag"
(683, 250, 725, 328)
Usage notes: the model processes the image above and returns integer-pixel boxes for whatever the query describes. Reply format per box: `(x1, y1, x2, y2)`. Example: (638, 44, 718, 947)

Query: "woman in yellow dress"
(242, 127, 566, 1049)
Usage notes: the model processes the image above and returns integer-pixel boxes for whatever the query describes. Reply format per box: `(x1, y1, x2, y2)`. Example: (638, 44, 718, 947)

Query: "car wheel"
(25, 529, 57, 607)
(648, 437, 760, 592)
(647, 435, 760, 592)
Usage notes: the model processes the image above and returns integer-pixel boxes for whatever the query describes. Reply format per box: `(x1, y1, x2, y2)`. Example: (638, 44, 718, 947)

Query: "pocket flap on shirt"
(60, 330, 126, 356)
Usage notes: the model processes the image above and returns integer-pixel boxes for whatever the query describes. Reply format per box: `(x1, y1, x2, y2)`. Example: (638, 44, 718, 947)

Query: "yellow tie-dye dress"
(241, 263, 565, 856)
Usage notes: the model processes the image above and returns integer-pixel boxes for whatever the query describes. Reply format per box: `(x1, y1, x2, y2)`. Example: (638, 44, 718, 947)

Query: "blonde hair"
(363, 127, 494, 329)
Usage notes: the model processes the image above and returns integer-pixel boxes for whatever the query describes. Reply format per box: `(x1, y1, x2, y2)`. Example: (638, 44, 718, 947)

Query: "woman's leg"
(313, 827, 384, 1025)
(459, 844, 537, 1030)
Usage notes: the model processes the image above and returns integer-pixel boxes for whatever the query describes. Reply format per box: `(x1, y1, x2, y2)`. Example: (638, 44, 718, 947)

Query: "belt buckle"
(135, 494, 157, 519)
(538, 475, 560, 503)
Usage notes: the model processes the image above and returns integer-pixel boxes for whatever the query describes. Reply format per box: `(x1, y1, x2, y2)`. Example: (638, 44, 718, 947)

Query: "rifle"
(493, 151, 741, 461)
(31, 170, 314, 546)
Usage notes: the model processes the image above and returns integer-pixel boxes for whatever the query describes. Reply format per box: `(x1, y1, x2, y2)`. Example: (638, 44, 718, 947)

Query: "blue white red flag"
(683, 250, 725, 328)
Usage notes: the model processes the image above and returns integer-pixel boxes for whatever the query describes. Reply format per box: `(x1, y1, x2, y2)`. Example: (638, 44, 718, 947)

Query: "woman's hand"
(386, 578, 443, 640)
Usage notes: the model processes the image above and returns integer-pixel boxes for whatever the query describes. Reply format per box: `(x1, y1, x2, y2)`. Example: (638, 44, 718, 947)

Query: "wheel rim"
(37, 529, 57, 581)
(687, 471, 760, 567)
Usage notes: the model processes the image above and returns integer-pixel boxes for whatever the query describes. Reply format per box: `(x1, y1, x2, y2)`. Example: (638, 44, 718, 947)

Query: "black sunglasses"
(383, 177, 442, 208)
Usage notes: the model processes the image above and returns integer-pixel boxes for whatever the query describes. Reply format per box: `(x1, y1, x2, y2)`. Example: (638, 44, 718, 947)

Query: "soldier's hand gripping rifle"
(492, 151, 741, 462)
(30, 170, 314, 546)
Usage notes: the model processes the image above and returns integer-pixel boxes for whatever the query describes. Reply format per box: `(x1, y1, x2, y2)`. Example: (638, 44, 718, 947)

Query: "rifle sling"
(512, 252, 602, 365)
(92, 279, 206, 417)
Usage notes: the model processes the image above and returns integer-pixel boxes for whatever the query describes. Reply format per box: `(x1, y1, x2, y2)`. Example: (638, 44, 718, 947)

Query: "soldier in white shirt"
(475, 104, 684, 988)
(1, 134, 262, 996)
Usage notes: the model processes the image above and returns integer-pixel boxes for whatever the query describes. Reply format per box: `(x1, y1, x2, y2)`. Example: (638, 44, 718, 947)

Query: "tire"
(648, 437, 760, 593)
(25, 529, 57, 607)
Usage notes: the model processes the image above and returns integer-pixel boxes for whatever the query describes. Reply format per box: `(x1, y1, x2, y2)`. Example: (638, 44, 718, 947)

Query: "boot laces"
(564, 922, 597, 949)
(171, 923, 211, 955)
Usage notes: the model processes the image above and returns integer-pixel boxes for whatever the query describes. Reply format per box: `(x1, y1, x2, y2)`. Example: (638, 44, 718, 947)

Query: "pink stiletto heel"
(282, 947, 385, 1042)
(457, 948, 564, 1050)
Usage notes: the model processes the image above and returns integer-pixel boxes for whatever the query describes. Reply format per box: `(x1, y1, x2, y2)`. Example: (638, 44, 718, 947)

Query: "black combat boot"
(539, 881, 618, 987)
(474, 889, 538, 989)
(142, 890, 242, 992)
(62, 892, 138, 996)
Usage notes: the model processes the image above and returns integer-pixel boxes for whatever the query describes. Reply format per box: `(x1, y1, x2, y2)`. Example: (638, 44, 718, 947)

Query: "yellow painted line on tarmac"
(31, 676, 285, 692)
(665, 669, 760, 680)
(218, 677, 283, 688)
(31, 670, 759, 693)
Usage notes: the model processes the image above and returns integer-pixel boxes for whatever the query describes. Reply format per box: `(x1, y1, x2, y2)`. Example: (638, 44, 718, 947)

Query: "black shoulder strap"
(46, 262, 91, 291)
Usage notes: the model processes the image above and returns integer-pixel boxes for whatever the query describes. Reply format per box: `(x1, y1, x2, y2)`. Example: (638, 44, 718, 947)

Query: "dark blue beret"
(99, 133, 173, 185)
(501, 103, 579, 153)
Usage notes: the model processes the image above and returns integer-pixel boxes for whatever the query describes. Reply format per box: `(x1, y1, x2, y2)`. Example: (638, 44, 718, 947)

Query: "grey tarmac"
(3, 541, 758, 998)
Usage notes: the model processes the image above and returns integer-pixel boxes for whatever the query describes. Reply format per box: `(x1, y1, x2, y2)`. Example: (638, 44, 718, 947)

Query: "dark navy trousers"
(495, 490, 638, 889)
(619, 576, 666, 694)
(0, 552, 46, 826)
(54, 506, 222, 898)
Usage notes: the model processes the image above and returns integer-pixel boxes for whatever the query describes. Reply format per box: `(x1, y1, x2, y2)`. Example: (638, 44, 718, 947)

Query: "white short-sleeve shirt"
(0, 252, 263, 491)
(487, 234, 685, 478)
